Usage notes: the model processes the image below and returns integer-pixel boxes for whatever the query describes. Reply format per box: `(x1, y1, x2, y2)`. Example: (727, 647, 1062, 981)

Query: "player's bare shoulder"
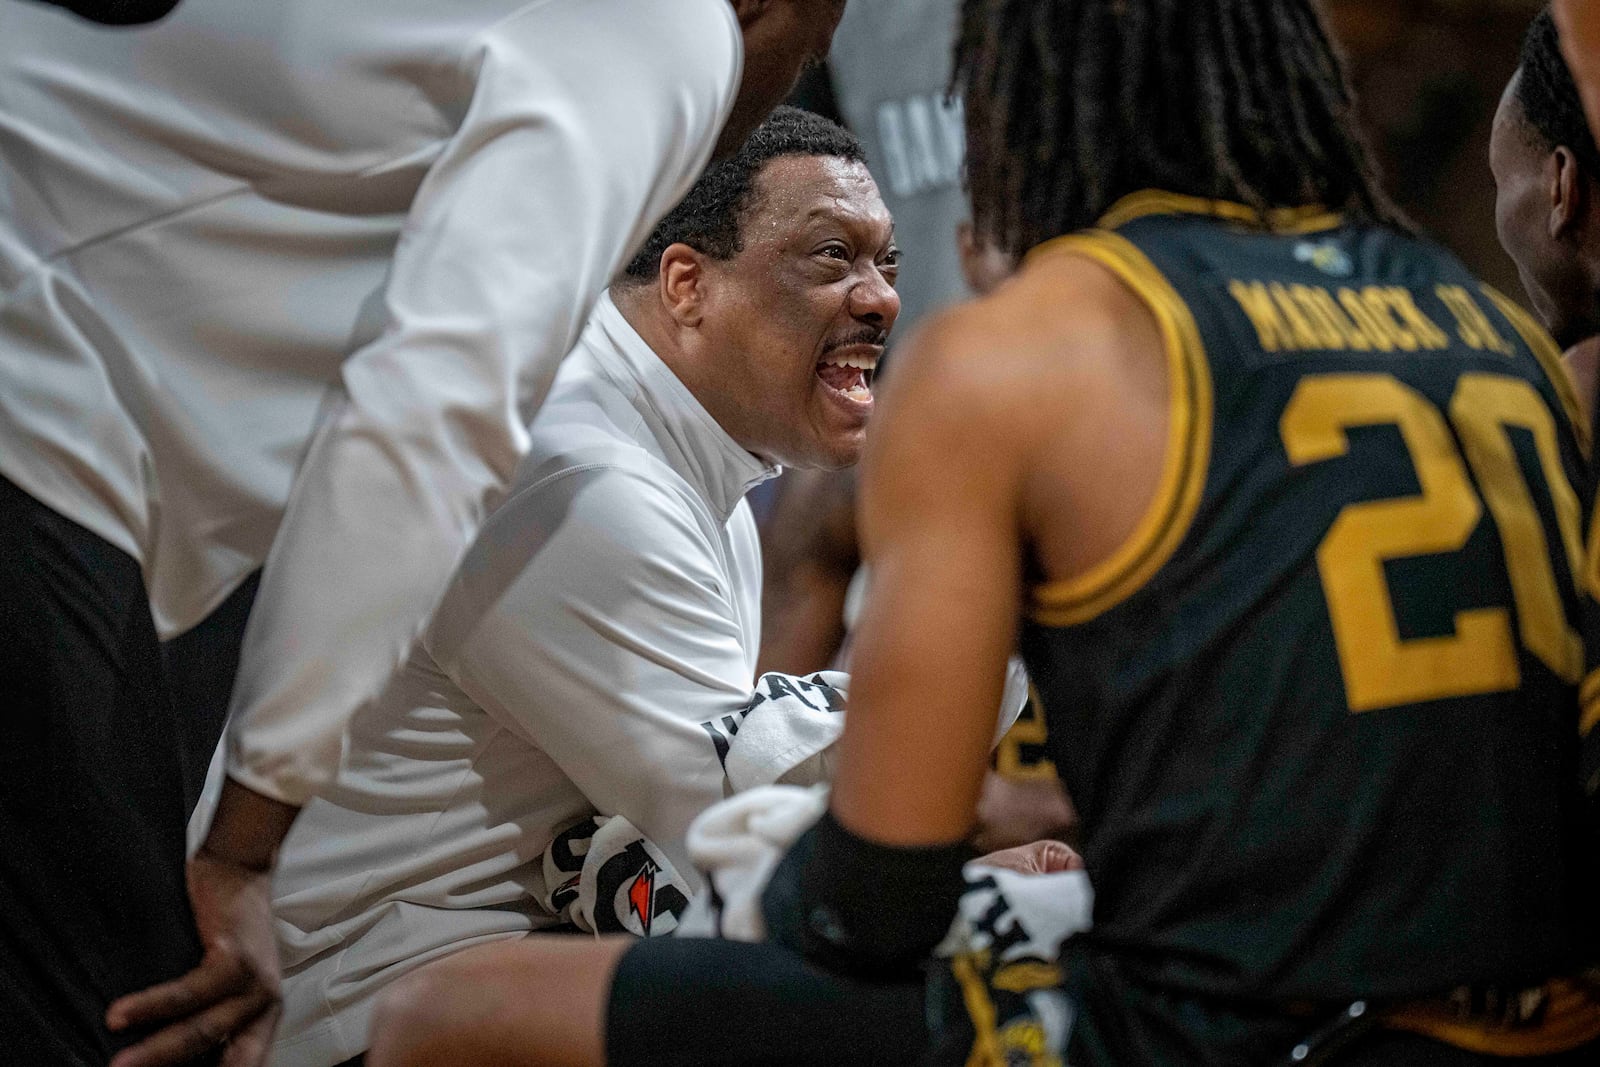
(878, 246, 1167, 461)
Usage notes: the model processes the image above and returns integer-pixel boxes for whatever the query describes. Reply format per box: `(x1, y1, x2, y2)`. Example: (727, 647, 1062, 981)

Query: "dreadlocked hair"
(954, 0, 1404, 256)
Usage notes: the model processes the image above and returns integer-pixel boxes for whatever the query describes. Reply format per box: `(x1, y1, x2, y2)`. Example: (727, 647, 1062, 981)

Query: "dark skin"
(103, 4, 851, 1065)
(660, 154, 900, 471)
(756, 217, 1017, 680)
(1490, 72, 1600, 351)
(1490, 69, 1600, 426)
(752, 218, 1074, 849)
(755, 465, 861, 677)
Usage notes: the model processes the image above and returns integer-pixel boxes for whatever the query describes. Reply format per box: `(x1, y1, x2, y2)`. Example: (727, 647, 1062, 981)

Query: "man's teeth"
(820, 354, 879, 370)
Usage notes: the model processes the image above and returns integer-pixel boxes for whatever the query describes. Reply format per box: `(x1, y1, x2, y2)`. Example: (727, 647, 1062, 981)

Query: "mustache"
(822, 327, 889, 353)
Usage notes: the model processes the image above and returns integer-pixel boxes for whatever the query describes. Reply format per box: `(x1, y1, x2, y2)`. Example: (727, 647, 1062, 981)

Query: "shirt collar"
(585, 290, 780, 521)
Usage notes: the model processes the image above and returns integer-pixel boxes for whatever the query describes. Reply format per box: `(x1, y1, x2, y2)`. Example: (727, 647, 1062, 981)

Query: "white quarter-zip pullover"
(269, 294, 780, 1064)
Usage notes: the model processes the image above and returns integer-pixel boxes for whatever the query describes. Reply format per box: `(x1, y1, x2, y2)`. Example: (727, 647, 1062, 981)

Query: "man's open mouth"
(816, 352, 877, 402)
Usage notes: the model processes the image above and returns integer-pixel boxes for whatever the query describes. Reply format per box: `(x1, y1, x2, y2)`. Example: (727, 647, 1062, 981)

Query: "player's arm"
(763, 255, 1167, 979)
(830, 308, 1033, 848)
(755, 300, 1038, 979)
(756, 466, 861, 676)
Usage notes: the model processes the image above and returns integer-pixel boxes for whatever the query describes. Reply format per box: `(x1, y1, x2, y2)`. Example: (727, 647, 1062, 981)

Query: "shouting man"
(266, 107, 899, 1067)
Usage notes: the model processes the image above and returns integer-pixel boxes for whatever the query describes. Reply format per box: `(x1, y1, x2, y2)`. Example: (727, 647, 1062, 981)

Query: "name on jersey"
(1228, 280, 1514, 356)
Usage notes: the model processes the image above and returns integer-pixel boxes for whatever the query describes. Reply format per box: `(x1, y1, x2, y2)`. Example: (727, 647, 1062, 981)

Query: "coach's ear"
(659, 243, 706, 328)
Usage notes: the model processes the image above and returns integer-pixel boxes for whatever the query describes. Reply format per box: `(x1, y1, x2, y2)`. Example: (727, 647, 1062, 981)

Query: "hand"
(106, 849, 282, 1067)
(976, 839, 1083, 875)
(972, 771, 1077, 854)
(106, 779, 298, 1067)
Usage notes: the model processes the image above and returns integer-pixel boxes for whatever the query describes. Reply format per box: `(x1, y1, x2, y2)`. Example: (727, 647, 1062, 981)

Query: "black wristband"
(762, 810, 974, 982)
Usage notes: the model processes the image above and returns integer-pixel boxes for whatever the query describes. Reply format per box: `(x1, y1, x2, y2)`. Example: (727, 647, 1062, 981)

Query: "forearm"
(200, 776, 301, 871)
(757, 568, 851, 676)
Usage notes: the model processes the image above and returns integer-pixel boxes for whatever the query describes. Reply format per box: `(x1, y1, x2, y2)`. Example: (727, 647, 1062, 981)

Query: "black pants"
(607, 937, 928, 1066)
(927, 941, 1600, 1067)
(0, 475, 252, 1063)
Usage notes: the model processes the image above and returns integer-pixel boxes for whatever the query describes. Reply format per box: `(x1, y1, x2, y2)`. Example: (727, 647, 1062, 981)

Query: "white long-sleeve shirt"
(269, 294, 782, 1064)
(0, 0, 740, 805)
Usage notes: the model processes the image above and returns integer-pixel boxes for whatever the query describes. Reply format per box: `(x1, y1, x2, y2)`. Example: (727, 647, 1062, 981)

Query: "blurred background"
(788, 0, 1549, 331)
(1330, 0, 1544, 295)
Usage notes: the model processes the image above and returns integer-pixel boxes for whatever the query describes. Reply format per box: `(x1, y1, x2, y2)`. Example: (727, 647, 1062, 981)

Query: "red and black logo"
(597, 841, 687, 936)
(628, 859, 659, 935)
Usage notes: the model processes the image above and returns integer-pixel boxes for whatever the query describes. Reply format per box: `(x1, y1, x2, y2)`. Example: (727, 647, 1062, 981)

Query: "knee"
(366, 963, 470, 1067)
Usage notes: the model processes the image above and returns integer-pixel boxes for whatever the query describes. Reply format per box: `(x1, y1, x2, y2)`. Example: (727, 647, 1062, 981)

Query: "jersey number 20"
(1280, 372, 1584, 713)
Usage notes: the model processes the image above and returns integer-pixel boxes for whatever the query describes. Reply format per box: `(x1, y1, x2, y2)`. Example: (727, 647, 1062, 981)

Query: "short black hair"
(955, 0, 1403, 256)
(619, 106, 865, 283)
(1514, 8, 1600, 178)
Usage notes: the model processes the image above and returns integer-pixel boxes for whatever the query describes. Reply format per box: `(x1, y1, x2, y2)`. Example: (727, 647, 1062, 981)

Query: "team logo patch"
(627, 859, 659, 935)
(1294, 239, 1354, 278)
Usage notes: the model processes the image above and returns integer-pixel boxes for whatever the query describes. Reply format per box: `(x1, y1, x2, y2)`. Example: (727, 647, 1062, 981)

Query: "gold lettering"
(1288, 286, 1347, 350)
(1436, 285, 1514, 355)
(1270, 283, 1322, 350)
(1386, 288, 1452, 350)
(1361, 287, 1419, 350)
(1229, 281, 1294, 352)
(1339, 288, 1395, 352)
(1301, 285, 1374, 351)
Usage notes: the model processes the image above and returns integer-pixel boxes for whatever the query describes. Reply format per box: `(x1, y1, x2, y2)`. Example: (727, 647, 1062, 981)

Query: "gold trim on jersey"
(1384, 976, 1600, 1056)
(1095, 189, 1343, 234)
(1481, 285, 1591, 460)
(1023, 231, 1215, 629)
(951, 952, 1004, 1067)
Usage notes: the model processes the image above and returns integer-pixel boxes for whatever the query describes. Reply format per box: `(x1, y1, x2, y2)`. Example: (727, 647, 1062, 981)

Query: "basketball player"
(1491, 5, 1600, 849)
(0, 3, 843, 1064)
(1491, 9, 1600, 417)
(765, 1, 1600, 1063)
(347, 2, 1600, 1065)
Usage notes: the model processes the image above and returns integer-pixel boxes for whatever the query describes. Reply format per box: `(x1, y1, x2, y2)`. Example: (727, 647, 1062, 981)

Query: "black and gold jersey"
(1020, 190, 1598, 1003)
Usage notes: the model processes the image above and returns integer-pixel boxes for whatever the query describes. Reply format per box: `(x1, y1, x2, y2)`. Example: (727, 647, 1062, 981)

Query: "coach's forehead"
(741, 155, 890, 238)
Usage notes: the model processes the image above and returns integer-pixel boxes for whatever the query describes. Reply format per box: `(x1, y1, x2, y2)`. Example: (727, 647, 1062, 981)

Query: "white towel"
(720, 661, 1031, 793)
(676, 784, 828, 940)
(557, 659, 1035, 940)
(938, 864, 1094, 964)
(722, 673, 851, 792)
(676, 782, 1093, 953)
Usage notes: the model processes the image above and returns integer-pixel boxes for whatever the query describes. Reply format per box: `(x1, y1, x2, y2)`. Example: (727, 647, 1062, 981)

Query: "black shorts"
(606, 936, 928, 1066)
(0, 474, 251, 1064)
(925, 940, 1600, 1067)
